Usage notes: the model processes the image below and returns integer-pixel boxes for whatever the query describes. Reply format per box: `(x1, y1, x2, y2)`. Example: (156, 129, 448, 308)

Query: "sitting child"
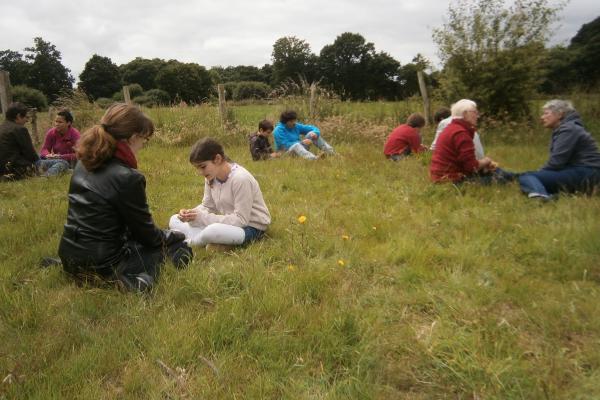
(169, 138, 271, 250)
(248, 119, 280, 161)
(383, 113, 428, 160)
(273, 110, 334, 160)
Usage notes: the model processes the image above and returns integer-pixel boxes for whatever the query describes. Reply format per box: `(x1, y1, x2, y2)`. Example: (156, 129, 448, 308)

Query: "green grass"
(1, 102, 600, 399)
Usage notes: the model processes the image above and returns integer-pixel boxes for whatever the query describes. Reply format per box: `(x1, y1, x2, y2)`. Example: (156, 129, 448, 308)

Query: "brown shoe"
(205, 243, 235, 253)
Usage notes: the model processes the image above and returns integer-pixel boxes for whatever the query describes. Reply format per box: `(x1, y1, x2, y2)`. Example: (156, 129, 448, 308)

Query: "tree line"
(1, 0, 598, 118)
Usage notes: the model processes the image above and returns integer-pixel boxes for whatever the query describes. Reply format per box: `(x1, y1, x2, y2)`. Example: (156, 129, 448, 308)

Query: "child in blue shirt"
(273, 110, 335, 160)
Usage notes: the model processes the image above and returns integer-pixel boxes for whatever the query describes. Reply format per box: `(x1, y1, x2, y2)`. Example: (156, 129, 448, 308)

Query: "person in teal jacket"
(273, 110, 335, 159)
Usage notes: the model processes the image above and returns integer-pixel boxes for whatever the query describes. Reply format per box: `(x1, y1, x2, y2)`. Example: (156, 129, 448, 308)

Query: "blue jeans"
(36, 159, 70, 176)
(519, 166, 600, 196)
(243, 226, 265, 244)
(287, 136, 335, 160)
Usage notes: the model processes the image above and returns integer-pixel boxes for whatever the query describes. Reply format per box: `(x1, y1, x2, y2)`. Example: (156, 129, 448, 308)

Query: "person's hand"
(306, 131, 317, 140)
(488, 161, 498, 171)
(177, 208, 198, 222)
(270, 152, 281, 158)
(302, 138, 312, 146)
(46, 153, 58, 159)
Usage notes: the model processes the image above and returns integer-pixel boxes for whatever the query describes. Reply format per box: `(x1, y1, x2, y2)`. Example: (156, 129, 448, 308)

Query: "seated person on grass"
(518, 99, 600, 201)
(249, 119, 280, 161)
(0, 102, 39, 180)
(429, 99, 516, 184)
(273, 110, 334, 160)
(383, 113, 428, 160)
(431, 106, 485, 160)
(39, 110, 81, 176)
(169, 138, 271, 252)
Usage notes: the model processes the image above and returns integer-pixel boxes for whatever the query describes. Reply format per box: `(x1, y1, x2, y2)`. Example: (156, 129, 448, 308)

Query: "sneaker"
(205, 243, 235, 253)
(528, 192, 554, 202)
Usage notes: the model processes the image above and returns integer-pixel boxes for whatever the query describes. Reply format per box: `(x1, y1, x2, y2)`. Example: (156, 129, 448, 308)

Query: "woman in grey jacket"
(519, 100, 600, 200)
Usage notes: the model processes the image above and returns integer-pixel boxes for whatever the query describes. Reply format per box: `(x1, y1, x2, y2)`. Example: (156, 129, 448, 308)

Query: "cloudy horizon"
(1, 0, 598, 82)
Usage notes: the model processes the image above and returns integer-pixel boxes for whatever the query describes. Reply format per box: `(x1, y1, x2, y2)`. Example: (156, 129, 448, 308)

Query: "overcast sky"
(1, 0, 598, 81)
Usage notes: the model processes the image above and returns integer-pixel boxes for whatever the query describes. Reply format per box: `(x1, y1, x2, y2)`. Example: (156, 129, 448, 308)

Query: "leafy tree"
(271, 36, 318, 85)
(366, 52, 402, 100)
(569, 16, 600, 89)
(319, 33, 376, 100)
(209, 65, 270, 84)
(538, 46, 577, 94)
(24, 37, 74, 102)
(233, 81, 271, 100)
(11, 85, 48, 111)
(120, 57, 167, 90)
(432, 0, 561, 117)
(0, 50, 30, 85)
(155, 61, 212, 103)
(79, 54, 122, 100)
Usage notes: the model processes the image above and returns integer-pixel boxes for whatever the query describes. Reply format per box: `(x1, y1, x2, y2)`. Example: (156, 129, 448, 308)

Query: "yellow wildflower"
(337, 259, 345, 267)
(297, 215, 307, 224)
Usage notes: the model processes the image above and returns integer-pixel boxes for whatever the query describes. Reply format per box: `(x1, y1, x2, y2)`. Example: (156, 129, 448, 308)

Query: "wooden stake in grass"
(123, 85, 131, 105)
(417, 69, 431, 126)
(0, 70, 13, 114)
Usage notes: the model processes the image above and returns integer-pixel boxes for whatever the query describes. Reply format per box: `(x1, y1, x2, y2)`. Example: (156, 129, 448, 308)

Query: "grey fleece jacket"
(543, 112, 600, 170)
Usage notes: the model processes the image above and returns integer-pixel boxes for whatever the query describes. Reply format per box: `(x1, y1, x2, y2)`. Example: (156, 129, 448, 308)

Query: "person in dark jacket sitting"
(0, 102, 39, 180)
(519, 100, 600, 201)
(58, 103, 193, 292)
(248, 119, 280, 161)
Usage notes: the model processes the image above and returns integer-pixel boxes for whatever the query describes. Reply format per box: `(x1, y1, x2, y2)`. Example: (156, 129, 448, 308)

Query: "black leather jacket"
(58, 158, 168, 272)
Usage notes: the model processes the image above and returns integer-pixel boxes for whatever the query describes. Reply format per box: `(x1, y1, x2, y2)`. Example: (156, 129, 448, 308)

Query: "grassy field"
(1, 100, 600, 399)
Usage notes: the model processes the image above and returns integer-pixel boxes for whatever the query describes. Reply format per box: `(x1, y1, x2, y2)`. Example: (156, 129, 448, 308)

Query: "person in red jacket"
(383, 113, 428, 160)
(429, 99, 514, 184)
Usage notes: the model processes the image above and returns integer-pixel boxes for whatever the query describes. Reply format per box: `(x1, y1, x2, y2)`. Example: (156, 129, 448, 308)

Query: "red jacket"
(429, 119, 479, 182)
(383, 124, 426, 157)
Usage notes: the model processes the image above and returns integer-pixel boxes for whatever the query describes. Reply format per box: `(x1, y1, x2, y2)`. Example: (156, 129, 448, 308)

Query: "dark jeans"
(243, 226, 265, 244)
(519, 166, 600, 196)
(64, 237, 192, 291)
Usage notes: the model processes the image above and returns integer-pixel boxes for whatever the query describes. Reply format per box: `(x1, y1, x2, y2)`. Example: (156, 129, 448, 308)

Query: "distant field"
(1, 100, 599, 398)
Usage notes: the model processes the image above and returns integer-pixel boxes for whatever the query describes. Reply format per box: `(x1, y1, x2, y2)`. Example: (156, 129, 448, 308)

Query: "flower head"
(287, 264, 297, 272)
(337, 259, 345, 267)
(341, 235, 350, 240)
(297, 215, 307, 224)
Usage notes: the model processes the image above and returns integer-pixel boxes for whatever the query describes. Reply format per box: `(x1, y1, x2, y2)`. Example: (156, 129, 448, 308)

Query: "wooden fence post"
(30, 109, 40, 145)
(123, 86, 131, 104)
(417, 70, 431, 126)
(309, 83, 317, 120)
(0, 70, 13, 115)
(217, 84, 227, 127)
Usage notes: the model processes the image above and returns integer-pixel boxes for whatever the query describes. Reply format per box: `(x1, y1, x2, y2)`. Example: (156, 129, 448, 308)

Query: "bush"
(112, 83, 144, 101)
(233, 81, 271, 101)
(143, 89, 171, 106)
(11, 85, 48, 111)
(95, 97, 115, 109)
(223, 82, 238, 101)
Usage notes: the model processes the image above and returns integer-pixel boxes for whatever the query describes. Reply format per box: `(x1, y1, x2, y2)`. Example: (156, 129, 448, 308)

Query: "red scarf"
(113, 141, 138, 169)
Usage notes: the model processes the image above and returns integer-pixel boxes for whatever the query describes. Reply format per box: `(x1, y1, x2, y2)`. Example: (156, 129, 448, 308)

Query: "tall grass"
(2, 98, 599, 398)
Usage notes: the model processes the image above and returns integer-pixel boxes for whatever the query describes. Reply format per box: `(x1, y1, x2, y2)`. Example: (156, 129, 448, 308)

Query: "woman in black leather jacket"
(58, 103, 192, 291)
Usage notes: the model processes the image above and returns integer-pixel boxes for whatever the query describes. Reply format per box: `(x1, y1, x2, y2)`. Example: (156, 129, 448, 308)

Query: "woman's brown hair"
(76, 103, 154, 171)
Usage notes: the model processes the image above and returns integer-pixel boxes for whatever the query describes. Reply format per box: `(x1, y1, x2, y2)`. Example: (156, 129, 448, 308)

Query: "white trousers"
(168, 215, 245, 246)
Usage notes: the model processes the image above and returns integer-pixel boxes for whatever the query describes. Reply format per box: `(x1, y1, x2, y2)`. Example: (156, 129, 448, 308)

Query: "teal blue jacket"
(273, 122, 320, 151)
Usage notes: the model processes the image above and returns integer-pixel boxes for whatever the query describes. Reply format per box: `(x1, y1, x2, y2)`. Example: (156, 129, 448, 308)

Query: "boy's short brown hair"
(258, 119, 274, 131)
(406, 113, 426, 128)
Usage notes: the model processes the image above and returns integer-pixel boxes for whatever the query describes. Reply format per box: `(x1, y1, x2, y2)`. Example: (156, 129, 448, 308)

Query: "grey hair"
(543, 99, 575, 117)
(451, 99, 477, 118)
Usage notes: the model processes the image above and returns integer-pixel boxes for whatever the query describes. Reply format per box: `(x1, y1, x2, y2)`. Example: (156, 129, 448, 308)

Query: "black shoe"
(117, 272, 155, 292)
(40, 257, 62, 268)
(171, 244, 194, 269)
